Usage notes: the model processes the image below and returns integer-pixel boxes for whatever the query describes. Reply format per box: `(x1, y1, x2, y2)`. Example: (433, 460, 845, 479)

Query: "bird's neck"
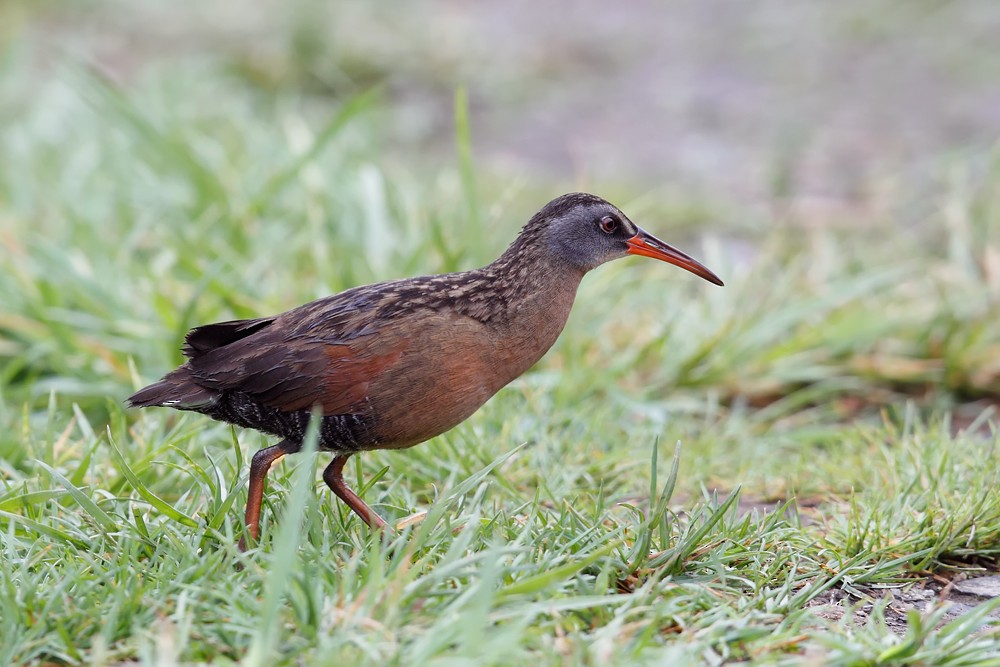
(488, 224, 586, 285)
(485, 234, 585, 310)
(479, 240, 585, 381)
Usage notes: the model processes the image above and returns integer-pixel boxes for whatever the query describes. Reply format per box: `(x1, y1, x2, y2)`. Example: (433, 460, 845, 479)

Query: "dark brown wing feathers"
(134, 273, 493, 415)
(182, 317, 277, 358)
(183, 303, 407, 416)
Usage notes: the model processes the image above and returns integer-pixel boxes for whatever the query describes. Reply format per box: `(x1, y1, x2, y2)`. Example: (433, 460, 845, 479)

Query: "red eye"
(599, 216, 619, 234)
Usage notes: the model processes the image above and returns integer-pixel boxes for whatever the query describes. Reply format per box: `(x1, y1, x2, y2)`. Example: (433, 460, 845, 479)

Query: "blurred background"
(7, 1, 1000, 218)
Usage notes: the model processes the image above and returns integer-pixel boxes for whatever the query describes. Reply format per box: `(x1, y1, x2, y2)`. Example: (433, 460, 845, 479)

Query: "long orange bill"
(625, 228, 724, 286)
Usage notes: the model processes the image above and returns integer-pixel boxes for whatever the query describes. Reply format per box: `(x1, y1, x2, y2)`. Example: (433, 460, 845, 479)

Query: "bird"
(128, 193, 723, 550)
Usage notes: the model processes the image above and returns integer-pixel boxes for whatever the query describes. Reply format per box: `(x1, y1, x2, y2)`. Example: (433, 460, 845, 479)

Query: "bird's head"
(526, 193, 724, 285)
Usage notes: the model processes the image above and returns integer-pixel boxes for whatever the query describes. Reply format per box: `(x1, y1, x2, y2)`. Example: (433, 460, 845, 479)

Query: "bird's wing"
(184, 291, 406, 415)
(182, 317, 277, 359)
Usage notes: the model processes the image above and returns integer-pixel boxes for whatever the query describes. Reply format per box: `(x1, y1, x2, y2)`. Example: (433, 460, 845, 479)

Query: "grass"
(3, 5, 1000, 666)
(5, 402, 1000, 665)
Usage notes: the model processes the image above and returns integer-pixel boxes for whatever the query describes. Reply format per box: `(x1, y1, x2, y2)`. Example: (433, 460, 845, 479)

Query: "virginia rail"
(128, 193, 723, 549)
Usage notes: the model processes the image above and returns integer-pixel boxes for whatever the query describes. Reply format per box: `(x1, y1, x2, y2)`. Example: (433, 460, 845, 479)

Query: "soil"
(808, 573, 1000, 635)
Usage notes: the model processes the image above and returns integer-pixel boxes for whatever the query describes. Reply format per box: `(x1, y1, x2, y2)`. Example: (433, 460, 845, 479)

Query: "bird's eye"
(599, 216, 619, 234)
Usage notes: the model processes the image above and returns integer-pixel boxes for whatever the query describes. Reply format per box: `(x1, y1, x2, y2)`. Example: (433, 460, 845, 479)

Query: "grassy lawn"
(3, 3, 1000, 665)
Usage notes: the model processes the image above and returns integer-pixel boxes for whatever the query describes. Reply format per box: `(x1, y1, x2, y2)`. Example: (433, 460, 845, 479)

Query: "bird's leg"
(322, 454, 389, 530)
(239, 441, 293, 551)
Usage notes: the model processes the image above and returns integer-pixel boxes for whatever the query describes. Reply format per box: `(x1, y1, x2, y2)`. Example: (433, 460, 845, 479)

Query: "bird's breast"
(366, 280, 579, 449)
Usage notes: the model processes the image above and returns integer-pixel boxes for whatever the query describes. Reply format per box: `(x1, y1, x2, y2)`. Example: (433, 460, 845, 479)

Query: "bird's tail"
(127, 365, 219, 409)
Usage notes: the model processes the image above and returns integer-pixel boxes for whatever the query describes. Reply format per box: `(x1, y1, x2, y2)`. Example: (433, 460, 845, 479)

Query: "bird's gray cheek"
(597, 242, 629, 264)
(552, 236, 590, 270)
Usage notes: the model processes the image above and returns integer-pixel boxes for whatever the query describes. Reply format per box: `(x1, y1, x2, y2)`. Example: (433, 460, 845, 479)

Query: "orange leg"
(238, 442, 291, 551)
(322, 454, 389, 530)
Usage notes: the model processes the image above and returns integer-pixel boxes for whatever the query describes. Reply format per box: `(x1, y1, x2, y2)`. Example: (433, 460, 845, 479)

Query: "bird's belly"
(362, 317, 512, 449)
(367, 346, 498, 449)
(372, 388, 493, 449)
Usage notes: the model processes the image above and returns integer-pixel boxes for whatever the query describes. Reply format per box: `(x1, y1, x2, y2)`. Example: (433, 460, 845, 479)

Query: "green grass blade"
(35, 461, 117, 531)
(106, 433, 198, 528)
